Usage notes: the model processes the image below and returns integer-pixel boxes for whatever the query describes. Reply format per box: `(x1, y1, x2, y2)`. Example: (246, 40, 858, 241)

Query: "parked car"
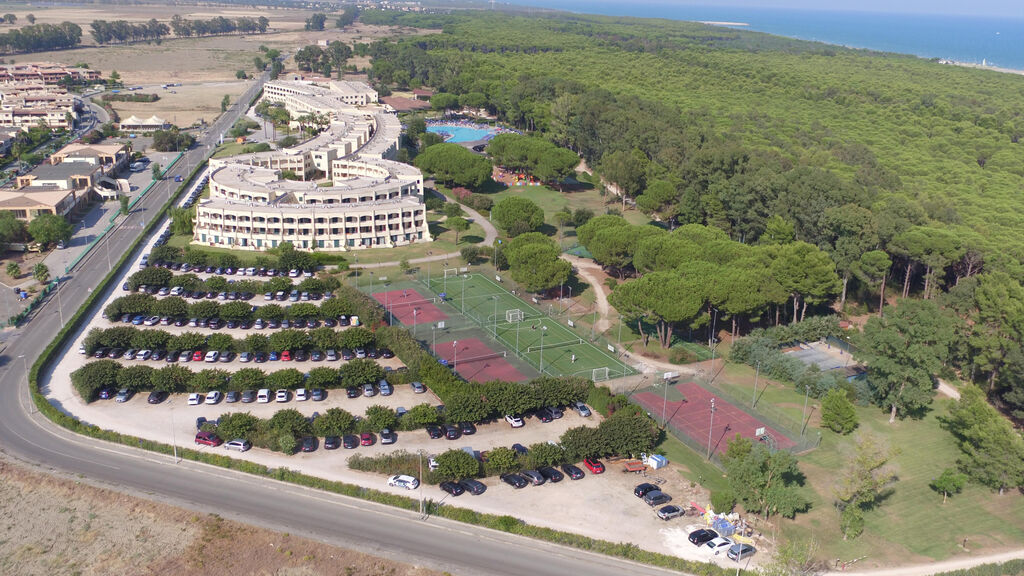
(425, 425, 444, 439)
(538, 466, 564, 483)
(187, 393, 203, 405)
(295, 388, 309, 401)
(362, 383, 375, 397)
(583, 457, 605, 474)
(574, 401, 592, 417)
(323, 436, 341, 450)
(225, 390, 240, 403)
(194, 431, 222, 446)
(547, 406, 564, 419)
(643, 491, 672, 506)
(505, 414, 524, 428)
(360, 432, 374, 446)
(561, 464, 585, 480)
(378, 380, 393, 396)
(204, 391, 222, 404)
(204, 350, 220, 363)
(688, 529, 719, 546)
(387, 475, 419, 490)
(300, 436, 318, 452)
(634, 483, 659, 498)
(727, 543, 756, 561)
(520, 470, 546, 486)
(311, 388, 326, 401)
(705, 537, 735, 555)
(275, 389, 289, 402)
(535, 408, 554, 423)
(411, 381, 426, 394)
(241, 390, 256, 403)
(257, 389, 271, 403)
(379, 428, 397, 444)
(115, 388, 133, 403)
(342, 434, 359, 449)
(345, 386, 360, 398)
(224, 439, 251, 452)
(657, 505, 685, 521)
(444, 424, 461, 440)
(459, 422, 476, 435)
(147, 390, 169, 404)
(458, 478, 487, 495)
(439, 481, 465, 497)
(325, 349, 338, 361)
(500, 473, 528, 489)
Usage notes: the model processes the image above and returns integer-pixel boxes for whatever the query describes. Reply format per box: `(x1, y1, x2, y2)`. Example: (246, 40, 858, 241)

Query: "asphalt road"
(0, 74, 685, 575)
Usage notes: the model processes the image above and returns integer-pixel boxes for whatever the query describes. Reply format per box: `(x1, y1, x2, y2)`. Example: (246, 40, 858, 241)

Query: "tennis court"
(424, 272, 634, 380)
(372, 288, 447, 325)
(431, 337, 526, 383)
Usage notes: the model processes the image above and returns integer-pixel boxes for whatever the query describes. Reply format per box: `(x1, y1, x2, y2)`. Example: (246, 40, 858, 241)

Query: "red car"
(281, 350, 292, 361)
(192, 350, 204, 362)
(359, 432, 374, 446)
(583, 457, 605, 474)
(194, 430, 223, 447)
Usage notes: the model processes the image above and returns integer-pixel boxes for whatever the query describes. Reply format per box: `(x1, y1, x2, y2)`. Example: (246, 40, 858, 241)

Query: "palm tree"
(33, 263, 49, 283)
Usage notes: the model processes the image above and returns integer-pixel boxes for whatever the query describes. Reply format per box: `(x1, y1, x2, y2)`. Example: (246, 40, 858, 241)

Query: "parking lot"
(42, 228, 754, 567)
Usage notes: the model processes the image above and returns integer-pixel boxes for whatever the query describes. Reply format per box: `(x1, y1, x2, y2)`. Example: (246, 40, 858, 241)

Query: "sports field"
(424, 273, 634, 380)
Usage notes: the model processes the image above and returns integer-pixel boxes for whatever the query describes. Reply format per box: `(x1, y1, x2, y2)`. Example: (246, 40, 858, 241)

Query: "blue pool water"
(427, 125, 497, 142)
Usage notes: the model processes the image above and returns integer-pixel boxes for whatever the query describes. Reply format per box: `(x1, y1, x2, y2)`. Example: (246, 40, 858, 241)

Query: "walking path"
(349, 192, 498, 270)
(561, 253, 612, 333)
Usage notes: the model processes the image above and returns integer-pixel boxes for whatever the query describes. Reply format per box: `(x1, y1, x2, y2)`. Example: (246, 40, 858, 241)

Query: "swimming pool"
(427, 125, 498, 143)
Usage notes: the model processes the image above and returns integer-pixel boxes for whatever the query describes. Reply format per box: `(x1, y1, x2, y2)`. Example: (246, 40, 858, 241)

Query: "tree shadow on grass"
(462, 235, 484, 244)
(475, 179, 506, 195)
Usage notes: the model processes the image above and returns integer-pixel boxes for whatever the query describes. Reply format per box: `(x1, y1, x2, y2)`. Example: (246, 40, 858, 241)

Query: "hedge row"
(104, 294, 356, 324)
(83, 325, 377, 358)
(127, 265, 338, 294)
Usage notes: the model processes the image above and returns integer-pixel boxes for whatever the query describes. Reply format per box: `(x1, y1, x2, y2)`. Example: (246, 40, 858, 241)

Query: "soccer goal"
(506, 309, 524, 323)
(592, 367, 610, 382)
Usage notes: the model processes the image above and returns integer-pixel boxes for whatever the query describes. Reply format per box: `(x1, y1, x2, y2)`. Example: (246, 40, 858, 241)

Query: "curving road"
(0, 75, 681, 576)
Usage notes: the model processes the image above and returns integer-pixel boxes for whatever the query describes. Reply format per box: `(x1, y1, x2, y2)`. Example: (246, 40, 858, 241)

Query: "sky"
(528, 0, 1024, 18)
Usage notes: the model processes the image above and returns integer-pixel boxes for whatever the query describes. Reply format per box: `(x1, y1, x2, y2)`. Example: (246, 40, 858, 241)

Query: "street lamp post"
(492, 295, 498, 339)
(801, 384, 810, 437)
(452, 340, 458, 371)
(412, 308, 418, 336)
(709, 307, 719, 347)
(706, 397, 717, 460)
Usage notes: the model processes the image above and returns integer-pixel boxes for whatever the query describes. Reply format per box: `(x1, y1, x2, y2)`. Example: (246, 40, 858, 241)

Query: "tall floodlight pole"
(802, 384, 810, 437)
(752, 361, 760, 408)
(493, 295, 498, 339)
(706, 398, 717, 460)
(452, 340, 458, 371)
(413, 308, 418, 336)
(539, 326, 547, 373)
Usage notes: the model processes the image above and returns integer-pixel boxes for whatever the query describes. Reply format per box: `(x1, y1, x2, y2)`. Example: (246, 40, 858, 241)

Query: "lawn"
(782, 401, 1024, 567)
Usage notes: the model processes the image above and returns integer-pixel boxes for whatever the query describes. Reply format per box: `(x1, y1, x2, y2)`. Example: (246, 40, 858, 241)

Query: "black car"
(561, 464, 585, 480)
(342, 434, 359, 449)
(107, 348, 124, 359)
(147, 390, 169, 404)
(444, 424, 461, 440)
(323, 436, 341, 450)
(439, 481, 465, 497)
(166, 350, 181, 362)
(323, 318, 337, 328)
(379, 348, 395, 359)
(459, 422, 477, 435)
(500, 473, 528, 489)
(300, 436, 318, 452)
(310, 350, 324, 362)
(293, 350, 308, 362)
(254, 352, 268, 363)
(225, 390, 240, 403)
(226, 320, 237, 329)
(688, 529, 719, 546)
(425, 425, 444, 439)
(93, 348, 108, 358)
(98, 387, 115, 400)
(535, 407, 554, 423)
(174, 318, 187, 327)
(346, 386, 361, 398)
(306, 319, 320, 328)
(458, 478, 487, 495)
(539, 466, 564, 483)
(292, 319, 306, 329)
(150, 350, 165, 361)
(366, 347, 379, 359)
(634, 483, 659, 498)
(268, 319, 281, 329)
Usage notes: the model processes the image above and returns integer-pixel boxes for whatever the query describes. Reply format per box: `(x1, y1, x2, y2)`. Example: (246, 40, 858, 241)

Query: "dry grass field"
(0, 457, 441, 576)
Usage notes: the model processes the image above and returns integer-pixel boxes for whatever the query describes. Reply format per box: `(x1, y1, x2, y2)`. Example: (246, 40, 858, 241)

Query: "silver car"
(224, 439, 251, 452)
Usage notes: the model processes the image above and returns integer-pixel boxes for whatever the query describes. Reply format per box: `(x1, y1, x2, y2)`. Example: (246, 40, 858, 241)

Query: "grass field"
(424, 272, 633, 379)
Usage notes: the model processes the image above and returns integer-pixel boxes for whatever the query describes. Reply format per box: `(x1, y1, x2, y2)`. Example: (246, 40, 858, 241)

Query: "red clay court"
(373, 289, 448, 326)
(633, 381, 796, 455)
(432, 337, 525, 383)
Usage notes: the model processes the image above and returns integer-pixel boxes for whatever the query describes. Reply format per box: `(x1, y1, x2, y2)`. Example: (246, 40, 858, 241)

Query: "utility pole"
(706, 397, 716, 460)
(752, 361, 760, 408)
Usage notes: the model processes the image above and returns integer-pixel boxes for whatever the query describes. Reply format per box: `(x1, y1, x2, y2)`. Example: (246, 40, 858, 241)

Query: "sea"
(507, 1, 1024, 71)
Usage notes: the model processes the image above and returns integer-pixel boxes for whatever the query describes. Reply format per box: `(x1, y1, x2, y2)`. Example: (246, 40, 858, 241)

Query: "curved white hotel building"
(193, 80, 431, 252)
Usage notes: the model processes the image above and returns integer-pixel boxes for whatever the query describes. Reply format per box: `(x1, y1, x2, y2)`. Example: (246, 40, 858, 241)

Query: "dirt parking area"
(43, 215, 751, 570)
(0, 456, 441, 576)
(104, 81, 253, 130)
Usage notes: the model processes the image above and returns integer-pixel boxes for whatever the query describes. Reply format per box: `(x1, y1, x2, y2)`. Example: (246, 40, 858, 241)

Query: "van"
(257, 388, 271, 403)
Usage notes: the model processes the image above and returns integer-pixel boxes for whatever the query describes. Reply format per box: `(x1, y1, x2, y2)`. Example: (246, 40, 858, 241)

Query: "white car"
(204, 350, 219, 363)
(387, 474, 420, 490)
(705, 537, 734, 555)
(505, 414, 524, 428)
(288, 268, 300, 277)
(170, 286, 184, 296)
(78, 344, 86, 354)
(256, 388, 271, 403)
(187, 393, 203, 405)
(204, 391, 222, 404)
(275, 389, 289, 402)
(294, 388, 309, 401)
(144, 315, 160, 326)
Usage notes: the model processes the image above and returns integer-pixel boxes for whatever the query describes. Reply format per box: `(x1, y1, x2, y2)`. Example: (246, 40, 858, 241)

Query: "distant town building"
(193, 79, 430, 252)
(0, 62, 101, 85)
(0, 82, 81, 131)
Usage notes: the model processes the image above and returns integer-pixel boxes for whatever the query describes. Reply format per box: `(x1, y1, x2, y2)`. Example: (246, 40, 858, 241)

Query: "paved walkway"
(349, 192, 498, 270)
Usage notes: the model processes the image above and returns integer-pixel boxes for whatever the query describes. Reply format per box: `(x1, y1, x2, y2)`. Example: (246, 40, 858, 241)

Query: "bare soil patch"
(106, 81, 252, 129)
(0, 457, 441, 576)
